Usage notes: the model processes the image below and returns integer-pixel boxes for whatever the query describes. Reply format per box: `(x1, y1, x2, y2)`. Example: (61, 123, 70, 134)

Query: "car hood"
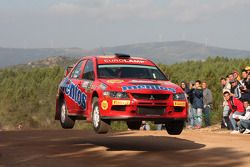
(99, 79, 182, 94)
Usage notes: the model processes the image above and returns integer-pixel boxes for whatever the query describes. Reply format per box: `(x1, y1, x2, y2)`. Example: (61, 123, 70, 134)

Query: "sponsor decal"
(112, 100, 130, 105)
(103, 59, 145, 64)
(65, 80, 87, 109)
(107, 79, 124, 84)
(101, 100, 109, 110)
(122, 84, 176, 93)
(173, 101, 186, 107)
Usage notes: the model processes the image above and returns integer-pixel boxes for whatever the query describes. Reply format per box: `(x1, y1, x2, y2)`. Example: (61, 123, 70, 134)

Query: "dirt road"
(0, 128, 250, 167)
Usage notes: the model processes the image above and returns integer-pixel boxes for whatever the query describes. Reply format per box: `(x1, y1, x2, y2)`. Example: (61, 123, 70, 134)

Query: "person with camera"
(223, 91, 245, 134)
(189, 80, 203, 129)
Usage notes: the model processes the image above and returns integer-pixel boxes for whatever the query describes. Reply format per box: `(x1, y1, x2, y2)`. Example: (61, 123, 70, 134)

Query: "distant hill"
(14, 56, 78, 68)
(0, 47, 83, 68)
(1, 41, 250, 68)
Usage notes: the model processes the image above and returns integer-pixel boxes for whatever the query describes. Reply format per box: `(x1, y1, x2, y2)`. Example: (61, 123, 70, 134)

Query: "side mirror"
(64, 65, 73, 77)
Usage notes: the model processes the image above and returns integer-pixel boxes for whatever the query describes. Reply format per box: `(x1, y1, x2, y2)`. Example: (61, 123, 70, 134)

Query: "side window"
(83, 60, 95, 80)
(70, 61, 83, 79)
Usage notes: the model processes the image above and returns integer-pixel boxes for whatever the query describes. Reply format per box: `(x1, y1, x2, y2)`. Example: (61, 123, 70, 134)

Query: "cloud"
(47, 0, 250, 23)
(168, 0, 250, 23)
(49, 2, 81, 15)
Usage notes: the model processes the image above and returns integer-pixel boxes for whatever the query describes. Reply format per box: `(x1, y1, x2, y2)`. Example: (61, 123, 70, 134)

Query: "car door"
(76, 59, 96, 115)
(65, 60, 86, 114)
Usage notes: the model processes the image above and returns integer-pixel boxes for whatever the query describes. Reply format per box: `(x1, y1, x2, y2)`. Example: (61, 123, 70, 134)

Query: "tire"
(60, 100, 75, 129)
(165, 120, 184, 135)
(127, 121, 142, 130)
(92, 97, 110, 134)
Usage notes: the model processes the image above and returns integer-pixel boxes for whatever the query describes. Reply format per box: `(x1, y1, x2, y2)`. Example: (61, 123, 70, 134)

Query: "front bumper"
(98, 97, 188, 120)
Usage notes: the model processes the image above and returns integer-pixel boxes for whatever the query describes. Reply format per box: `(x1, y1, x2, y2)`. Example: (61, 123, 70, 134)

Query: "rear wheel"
(92, 97, 110, 134)
(165, 120, 184, 135)
(127, 121, 142, 130)
(60, 100, 75, 129)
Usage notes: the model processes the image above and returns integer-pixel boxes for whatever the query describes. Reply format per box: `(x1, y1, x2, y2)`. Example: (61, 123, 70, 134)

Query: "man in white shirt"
(234, 100, 250, 134)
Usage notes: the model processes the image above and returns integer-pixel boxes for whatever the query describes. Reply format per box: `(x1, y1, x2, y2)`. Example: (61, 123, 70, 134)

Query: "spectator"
(187, 81, 195, 129)
(234, 100, 250, 134)
(233, 70, 241, 82)
(220, 77, 232, 130)
(202, 81, 213, 127)
(228, 73, 234, 82)
(220, 77, 231, 93)
(245, 66, 250, 73)
(230, 79, 241, 99)
(240, 71, 250, 101)
(180, 81, 190, 98)
(141, 121, 150, 130)
(240, 69, 248, 85)
(180, 81, 192, 129)
(187, 81, 195, 128)
(223, 91, 245, 134)
(190, 80, 203, 129)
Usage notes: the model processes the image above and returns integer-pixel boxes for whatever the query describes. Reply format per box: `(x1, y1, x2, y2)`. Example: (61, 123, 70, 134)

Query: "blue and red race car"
(55, 54, 188, 134)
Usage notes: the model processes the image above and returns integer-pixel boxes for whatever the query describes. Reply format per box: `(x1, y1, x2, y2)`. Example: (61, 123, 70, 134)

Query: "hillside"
(0, 57, 249, 130)
(1, 41, 250, 68)
(14, 56, 78, 68)
(0, 47, 83, 68)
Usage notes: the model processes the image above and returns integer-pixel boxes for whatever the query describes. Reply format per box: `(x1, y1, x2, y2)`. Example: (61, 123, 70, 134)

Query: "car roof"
(82, 55, 155, 66)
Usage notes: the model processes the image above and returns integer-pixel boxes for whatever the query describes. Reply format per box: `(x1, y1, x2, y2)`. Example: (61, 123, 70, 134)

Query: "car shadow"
(71, 135, 205, 151)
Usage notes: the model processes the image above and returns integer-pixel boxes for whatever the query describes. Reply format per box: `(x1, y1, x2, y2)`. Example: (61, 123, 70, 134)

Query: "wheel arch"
(92, 91, 99, 99)
(55, 90, 65, 120)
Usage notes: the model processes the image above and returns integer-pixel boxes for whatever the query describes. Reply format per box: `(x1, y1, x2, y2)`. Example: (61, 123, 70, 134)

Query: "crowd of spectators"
(139, 66, 249, 134)
(220, 66, 250, 134)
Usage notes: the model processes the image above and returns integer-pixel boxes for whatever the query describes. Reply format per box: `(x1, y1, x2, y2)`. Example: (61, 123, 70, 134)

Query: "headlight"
(173, 93, 186, 100)
(103, 91, 129, 98)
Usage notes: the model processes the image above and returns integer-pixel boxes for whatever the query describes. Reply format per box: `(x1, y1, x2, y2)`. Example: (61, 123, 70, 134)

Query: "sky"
(0, 0, 250, 50)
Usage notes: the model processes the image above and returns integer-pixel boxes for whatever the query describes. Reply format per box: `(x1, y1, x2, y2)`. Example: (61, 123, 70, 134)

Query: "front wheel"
(92, 97, 110, 134)
(60, 100, 75, 129)
(165, 120, 184, 135)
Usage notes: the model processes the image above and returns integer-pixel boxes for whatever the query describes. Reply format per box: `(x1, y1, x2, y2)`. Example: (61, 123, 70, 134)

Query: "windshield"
(98, 64, 167, 80)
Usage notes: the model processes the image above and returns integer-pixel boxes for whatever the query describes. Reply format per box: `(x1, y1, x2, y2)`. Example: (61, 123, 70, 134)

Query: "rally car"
(55, 53, 188, 134)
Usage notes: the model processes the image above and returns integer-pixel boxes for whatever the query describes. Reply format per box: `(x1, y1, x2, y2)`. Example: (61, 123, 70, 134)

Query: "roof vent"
(115, 53, 130, 59)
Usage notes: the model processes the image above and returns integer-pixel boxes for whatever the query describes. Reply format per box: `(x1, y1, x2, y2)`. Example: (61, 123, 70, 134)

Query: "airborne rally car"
(55, 54, 188, 134)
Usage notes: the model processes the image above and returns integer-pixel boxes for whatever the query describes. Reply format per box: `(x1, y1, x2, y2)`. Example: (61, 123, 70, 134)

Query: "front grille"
(138, 102, 167, 106)
(131, 93, 170, 100)
(137, 106, 165, 115)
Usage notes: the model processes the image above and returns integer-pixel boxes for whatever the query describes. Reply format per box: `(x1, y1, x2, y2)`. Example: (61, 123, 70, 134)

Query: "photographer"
(190, 80, 203, 129)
